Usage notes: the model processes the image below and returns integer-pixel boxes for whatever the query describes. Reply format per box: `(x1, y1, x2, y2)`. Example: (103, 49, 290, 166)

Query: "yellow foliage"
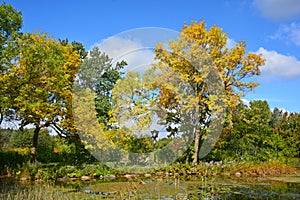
(154, 19, 265, 137)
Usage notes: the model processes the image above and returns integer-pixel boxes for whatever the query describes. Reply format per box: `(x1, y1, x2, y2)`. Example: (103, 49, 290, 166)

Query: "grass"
(221, 160, 300, 176)
(0, 182, 111, 200)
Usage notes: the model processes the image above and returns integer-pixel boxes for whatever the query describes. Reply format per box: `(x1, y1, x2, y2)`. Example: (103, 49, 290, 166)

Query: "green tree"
(0, 3, 22, 125)
(0, 128, 15, 148)
(10, 129, 33, 148)
(272, 112, 300, 159)
(78, 46, 126, 126)
(69, 47, 126, 164)
(10, 128, 56, 163)
(0, 3, 22, 71)
(213, 100, 299, 162)
(244, 100, 273, 160)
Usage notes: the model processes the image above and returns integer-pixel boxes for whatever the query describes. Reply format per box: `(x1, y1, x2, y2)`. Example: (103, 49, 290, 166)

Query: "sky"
(4, 0, 300, 113)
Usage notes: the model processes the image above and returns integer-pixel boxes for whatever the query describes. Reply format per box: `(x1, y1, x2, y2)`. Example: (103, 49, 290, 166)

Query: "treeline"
(207, 100, 300, 162)
(1, 99, 299, 172)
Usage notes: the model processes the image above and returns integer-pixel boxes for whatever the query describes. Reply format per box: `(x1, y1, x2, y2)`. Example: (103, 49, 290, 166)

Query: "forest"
(0, 3, 299, 181)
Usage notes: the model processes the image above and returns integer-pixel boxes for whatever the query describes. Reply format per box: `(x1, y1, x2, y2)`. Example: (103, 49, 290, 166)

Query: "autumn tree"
(154, 21, 265, 164)
(111, 70, 157, 133)
(109, 71, 155, 158)
(1, 33, 81, 163)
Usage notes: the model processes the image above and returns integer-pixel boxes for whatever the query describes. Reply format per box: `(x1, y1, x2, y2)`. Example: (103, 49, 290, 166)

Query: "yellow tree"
(154, 21, 265, 164)
(1, 33, 81, 162)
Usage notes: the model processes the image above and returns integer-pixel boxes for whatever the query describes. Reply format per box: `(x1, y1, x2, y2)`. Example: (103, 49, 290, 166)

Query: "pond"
(0, 175, 299, 199)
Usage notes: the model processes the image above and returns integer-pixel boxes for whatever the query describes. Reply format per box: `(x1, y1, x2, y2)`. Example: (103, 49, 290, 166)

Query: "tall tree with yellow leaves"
(154, 21, 265, 164)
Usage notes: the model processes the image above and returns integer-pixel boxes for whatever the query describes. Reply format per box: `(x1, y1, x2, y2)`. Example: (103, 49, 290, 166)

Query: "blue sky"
(4, 0, 300, 112)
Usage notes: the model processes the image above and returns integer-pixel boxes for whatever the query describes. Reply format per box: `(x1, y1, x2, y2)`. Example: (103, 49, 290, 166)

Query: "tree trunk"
(192, 128, 200, 165)
(192, 103, 201, 165)
(185, 149, 190, 164)
(0, 107, 3, 125)
(30, 125, 41, 163)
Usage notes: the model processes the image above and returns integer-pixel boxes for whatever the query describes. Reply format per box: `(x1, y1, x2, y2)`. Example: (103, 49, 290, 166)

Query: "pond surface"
(1, 175, 299, 199)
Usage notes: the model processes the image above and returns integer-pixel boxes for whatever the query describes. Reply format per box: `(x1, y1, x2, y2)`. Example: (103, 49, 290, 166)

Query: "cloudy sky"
(5, 0, 300, 112)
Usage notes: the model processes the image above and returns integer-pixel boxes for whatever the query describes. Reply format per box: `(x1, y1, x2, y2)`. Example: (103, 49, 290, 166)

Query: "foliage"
(77, 46, 126, 126)
(1, 32, 81, 162)
(10, 129, 33, 148)
(210, 100, 300, 162)
(153, 20, 265, 164)
(0, 3, 22, 125)
(0, 128, 15, 148)
(111, 70, 157, 133)
(221, 160, 299, 176)
(56, 163, 114, 178)
(0, 148, 30, 175)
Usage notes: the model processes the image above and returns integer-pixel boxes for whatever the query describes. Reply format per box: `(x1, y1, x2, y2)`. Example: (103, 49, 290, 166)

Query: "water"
(1, 175, 299, 199)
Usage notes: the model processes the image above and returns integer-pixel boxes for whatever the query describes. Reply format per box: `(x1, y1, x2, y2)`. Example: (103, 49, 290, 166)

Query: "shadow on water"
(0, 175, 299, 199)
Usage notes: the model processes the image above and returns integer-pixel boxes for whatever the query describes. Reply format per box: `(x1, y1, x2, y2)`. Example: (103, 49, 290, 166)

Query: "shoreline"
(1, 160, 299, 183)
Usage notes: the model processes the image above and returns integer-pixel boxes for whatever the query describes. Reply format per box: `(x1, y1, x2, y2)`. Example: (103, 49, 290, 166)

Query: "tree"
(111, 70, 157, 133)
(71, 47, 126, 164)
(153, 21, 265, 164)
(77, 46, 126, 127)
(272, 112, 300, 159)
(0, 3, 22, 70)
(1, 32, 81, 163)
(0, 3, 22, 125)
(244, 100, 273, 160)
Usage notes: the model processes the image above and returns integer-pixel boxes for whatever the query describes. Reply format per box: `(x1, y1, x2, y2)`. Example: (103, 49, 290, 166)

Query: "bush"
(0, 148, 30, 175)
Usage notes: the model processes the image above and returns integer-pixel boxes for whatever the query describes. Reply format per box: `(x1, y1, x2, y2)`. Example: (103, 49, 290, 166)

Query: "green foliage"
(9, 129, 57, 163)
(0, 149, 30, 175)
(0, 3, 22, 125)
(10, 129, 33, 148)
(0, 2, 22, 71)
(36, 130, 55, 163)
(0, 128, 14, 148)
(209, 100, 300, 162)
(78, 46, 126, 126)
(56, 163, 113, 178)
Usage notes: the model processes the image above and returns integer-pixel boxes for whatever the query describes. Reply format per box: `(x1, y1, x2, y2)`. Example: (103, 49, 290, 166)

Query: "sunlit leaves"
(153, 20, 265, 163)
(111, 71, 156, 134)
(3, 32, 81, 128)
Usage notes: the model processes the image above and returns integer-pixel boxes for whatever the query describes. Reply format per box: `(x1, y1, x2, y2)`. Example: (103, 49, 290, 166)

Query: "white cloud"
(256, 47, 300, 78)
(96, 36, 155, 73)
(270, 22, 300, 46)
(241, 98, 250, 107)
(92, 27, 179, 74)
(253, 0, 300, 20)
